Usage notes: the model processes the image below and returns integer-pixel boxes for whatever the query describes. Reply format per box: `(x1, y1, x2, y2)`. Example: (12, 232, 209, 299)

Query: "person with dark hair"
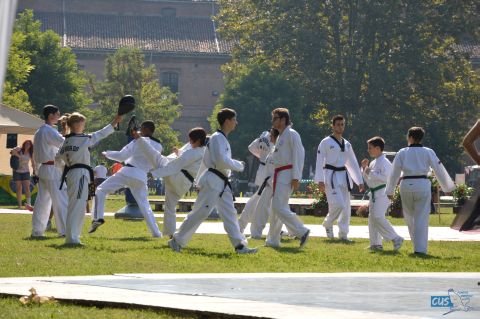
(55, 112, 121, 244)
(10, 140, 35, 209)
(314, 114, 364, 241)
(265, 108, 310, 248)
(31, 104, 68, 238)
(386, 126, 455, 254)
(361, 136, 403, 251)
(169, 108, 257, 254)
(89, 121, 163, 237)
(137, 127, 208, 237)
(238, 128, 278, 238)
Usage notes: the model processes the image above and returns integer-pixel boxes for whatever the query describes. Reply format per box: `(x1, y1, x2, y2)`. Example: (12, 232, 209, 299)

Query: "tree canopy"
(217, 0, 480, 172)
(87, 48, 182, 163)
(4, 10, 90, 116)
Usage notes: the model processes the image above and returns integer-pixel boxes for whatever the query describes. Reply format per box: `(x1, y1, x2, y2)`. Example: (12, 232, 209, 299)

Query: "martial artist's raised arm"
(385, 151, 404, 196)
(103, 142, 134, 163)
(151, 148, 203, 179)
(345, 145, 363, 187)
(291, 131, 305, 181)
(428, 150, 455, 192)
(314, 140, 327, 184)
(88, 124, 115, 147)
(209, 135, 244, 172)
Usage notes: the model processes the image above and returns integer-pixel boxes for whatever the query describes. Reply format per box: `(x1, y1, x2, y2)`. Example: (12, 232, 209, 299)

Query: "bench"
(148, 197, 369, 215)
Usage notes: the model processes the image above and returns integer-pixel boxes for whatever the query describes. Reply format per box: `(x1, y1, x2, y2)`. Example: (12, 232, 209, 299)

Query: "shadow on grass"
(323, 239, 356, 245)
(23, 236, 55, 241)
(155, 246, 235, 259)
(100, 236, 152, 242)
(47, 243, 86, 250)
(407, 252, 441, 259)
(263, 246, 303, 254)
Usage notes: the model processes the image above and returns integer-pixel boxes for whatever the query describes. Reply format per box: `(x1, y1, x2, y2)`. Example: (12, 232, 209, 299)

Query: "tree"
(210, 63, 312, 155)
(88, 48, 181, 161)
(2, 31, 33, 112)
(217, 0, 480, 172)
(12, 10, 90, 115)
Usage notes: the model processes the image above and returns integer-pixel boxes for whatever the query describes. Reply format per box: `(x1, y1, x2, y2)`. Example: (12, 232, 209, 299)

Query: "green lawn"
(0, 296, 197, 319)
(0, 210, 476, 318)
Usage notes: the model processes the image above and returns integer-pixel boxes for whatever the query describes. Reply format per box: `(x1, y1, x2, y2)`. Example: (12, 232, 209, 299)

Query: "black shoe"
(299, 229, 310, 248)
(88, 219, 105, 233)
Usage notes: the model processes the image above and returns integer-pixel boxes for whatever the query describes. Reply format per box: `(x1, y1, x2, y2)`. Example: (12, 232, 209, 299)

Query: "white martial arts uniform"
(55, 124, 115, 244)
(266, 126, 309, 247)
(314, 135, 363, 239)
(31, 123, 68, 237)
(138, 140, 205, 237)
(238, 131, 272, 237)
(94, 136, 164, 237)
(172, 130, 248, 249)
(93, 164, 108, 179)
(362, 154, 401, 247)
(385, 144, 455, 253)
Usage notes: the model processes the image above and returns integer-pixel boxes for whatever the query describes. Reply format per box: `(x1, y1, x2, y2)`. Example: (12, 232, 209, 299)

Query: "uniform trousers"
(400, 180, 431, 254)
(94, 172, 161, 237)
(266, 182, 308, 246)
(31, 165, 67, 237)
(323, 185, 351, 239)
(65, 169, 90, 244)
(173, 178, 247, 248)
(163, 186, 185, 237)
(368, 194, 400, 246)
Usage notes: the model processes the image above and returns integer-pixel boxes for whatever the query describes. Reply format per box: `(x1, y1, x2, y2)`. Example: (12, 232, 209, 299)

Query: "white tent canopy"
(0, 104, 43, 134)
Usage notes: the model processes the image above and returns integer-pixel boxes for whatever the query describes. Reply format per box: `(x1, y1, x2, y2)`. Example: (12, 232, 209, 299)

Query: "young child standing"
(361, 136, 403, 251)
(385, 127, 455, 254)
(55, 112, 122, 244)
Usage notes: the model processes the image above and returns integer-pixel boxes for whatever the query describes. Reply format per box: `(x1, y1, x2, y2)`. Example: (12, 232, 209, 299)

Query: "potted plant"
(452, 184, 474, 214)
(305, 182, 328, 216)
(388, 186, 403, 218)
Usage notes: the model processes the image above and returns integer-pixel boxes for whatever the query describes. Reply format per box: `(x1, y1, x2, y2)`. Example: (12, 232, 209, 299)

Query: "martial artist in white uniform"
(168, 108, 257, 254)
(55, 113, 121, 244)
(361, 136, 403, 251)
(238, 130, 274, 238)
(137, 128, 207, 237)
(386, 127, 455, 254)
(314, 115, 364, 240)
(265, 108, 310, 248)
(31, 105, 68, 237)
(89, 121, 163, 237)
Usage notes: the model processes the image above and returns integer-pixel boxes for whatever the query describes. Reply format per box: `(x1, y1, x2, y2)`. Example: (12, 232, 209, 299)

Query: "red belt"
(42, 161, 54, 165)
(273, 164, 293, 194)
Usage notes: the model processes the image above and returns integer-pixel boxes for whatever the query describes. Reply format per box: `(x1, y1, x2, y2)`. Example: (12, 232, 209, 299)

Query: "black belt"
(181, 169, 194, 184)
(60, 163, 94, 190)
(126, 163, 135, 168)
(324, 164, 351, 192)
(257, 176, 270, 195)
(402, 175, 428, 180)
(208, 168, 235, 201)
(259, 161, 266, 166)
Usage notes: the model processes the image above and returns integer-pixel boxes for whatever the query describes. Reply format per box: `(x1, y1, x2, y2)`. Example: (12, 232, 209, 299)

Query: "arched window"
(161, 72, 179, 93)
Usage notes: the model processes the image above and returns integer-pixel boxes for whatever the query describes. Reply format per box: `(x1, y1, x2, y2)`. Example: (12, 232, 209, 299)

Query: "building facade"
(17, 0, 232, 139)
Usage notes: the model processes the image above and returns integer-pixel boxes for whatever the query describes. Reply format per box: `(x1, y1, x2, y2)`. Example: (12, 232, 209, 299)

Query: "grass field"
(0, 204, 474, 318)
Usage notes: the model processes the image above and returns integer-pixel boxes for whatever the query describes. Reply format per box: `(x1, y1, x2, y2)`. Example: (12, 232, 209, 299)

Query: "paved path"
(2, 208, 479, 241)
(0, 273, 478, 318)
